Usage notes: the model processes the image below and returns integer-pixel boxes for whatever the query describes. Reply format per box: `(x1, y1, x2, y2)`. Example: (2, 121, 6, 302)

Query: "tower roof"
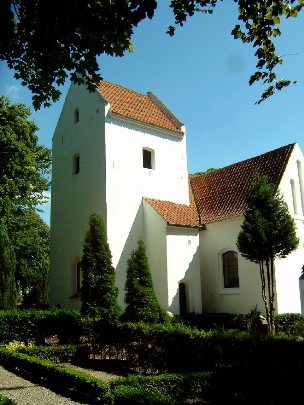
(97, 80, 184, 135)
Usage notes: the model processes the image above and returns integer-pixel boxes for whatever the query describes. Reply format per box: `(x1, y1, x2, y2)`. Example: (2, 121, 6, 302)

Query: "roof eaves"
(109, 111, 184, 137)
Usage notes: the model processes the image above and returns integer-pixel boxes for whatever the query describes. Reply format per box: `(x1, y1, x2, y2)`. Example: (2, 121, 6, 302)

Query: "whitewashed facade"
(50, 81, 304, 315)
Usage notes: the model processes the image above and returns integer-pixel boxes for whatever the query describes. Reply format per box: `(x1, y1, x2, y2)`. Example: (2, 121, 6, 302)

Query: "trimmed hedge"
(0, 309, 83, 344)
(0, 348, 111, 404)
(16, 344, 78, 363)
(88, 321, 304, 374)
(111, 372, 211, 404)
(0, 347, 212, 404)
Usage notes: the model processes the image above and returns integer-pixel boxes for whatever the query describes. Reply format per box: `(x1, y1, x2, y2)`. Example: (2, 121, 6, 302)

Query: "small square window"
(143, 148, 154, 169)
(74, 108, 79, 124)
(73, 154, 80, 174)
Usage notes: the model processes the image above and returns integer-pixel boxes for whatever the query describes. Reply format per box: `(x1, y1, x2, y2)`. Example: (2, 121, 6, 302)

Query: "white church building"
(49, 80, 304, 315)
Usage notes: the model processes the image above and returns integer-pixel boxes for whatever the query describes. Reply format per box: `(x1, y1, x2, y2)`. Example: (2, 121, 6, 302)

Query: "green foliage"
(0, 309, 83, 344)
(0, 348, 111, 404)
(0, 97, 51, 217)
(237, 174, 299, 263)
(276, 313, 304, 336)
(123, 240, 168, 324)
(15, 344, 78, 363)
(13, 210, 49, 307)
(0, 220, 17, 309)
(112, 384, 178, 405)
(0, 97, 51, 307)
(112, 372, 210, 404)
(0, 1, 157, 109)
(169, 1, 303, 103)
(81, 212, 121, 323)
(237, 174, 299, 333)
(0, 395, 16, 405)
(1, 3, 302, 108)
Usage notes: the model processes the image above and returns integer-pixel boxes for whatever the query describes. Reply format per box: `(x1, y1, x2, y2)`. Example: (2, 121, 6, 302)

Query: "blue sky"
(1, 1, 304, 225)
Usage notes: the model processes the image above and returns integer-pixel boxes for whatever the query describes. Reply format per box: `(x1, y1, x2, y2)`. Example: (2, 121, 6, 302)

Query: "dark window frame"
(74, 108, 79, 124)
(222, 251, 239, 288)
(143, 148, 154, 169)
(73, 154, 80, 174)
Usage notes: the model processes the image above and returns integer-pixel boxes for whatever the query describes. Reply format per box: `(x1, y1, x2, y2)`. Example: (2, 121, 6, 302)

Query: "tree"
(0, 219, 17, 309)
(1, 1, 302, 109)
(0, 97, 51, 307)
(123, 239, 168, 323)
(12, 210, 50, 307)
(0, 96, 51, 218)
(237, 174, 299, 334)
(81, 212, 121, 323)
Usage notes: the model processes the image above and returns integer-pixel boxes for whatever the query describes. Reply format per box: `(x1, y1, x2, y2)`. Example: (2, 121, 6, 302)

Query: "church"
(49, 80, 304, 315)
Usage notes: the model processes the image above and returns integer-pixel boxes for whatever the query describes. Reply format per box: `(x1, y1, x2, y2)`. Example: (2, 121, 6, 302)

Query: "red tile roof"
(145, 144, 295, 227)
(97, 81, 183, 134)
(145, 184, 200, 228)
(191, 143, 295, 224)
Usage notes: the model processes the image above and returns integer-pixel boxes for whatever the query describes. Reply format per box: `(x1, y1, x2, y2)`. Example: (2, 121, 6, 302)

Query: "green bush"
(0, 395, 16, 405)
(111, 372, 211, 403)
(112, 385, 176, 405)
(0, 348, 111, 404)
(0, 309, 83, 344)
(16, 344, 78, 363)
(276, 313, 304, 336)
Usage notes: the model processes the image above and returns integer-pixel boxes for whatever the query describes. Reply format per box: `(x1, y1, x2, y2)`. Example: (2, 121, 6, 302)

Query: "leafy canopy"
(237, 174, 299, 263)
(12, 209, 50, 307)
(0, 96, 51, 218)
(0, 219, 17, 310)
(0, 97, 51, 307)
(1, 1, 302, 109)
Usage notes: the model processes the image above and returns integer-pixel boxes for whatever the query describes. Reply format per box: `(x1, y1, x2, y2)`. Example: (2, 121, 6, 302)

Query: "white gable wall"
(104, 116, 189, 307)
(50, 83, 107, 308)
(166, 226, 201, 314)
(274, 143, 304, 314)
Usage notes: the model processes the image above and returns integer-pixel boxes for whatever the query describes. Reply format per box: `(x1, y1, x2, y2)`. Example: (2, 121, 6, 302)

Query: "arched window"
(222, 251, 239, 288)
(297, 160, 304, 215)
(290, 179, 298, 215)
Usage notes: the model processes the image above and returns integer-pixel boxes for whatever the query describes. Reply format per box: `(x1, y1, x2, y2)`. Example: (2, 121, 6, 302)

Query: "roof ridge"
(193, 143, 295, 178)
(103, 80, 150, 97)
(97, 80, 184, 134)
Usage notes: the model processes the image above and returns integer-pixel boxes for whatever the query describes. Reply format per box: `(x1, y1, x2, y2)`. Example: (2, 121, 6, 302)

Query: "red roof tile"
(145, 184, 200, 227)
(190, 143, 295, 224)
(97, 81, 183, 134)
(144, 144, 294, 227)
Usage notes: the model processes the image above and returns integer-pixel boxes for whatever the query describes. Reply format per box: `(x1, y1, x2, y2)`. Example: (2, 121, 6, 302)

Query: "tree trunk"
(259, 261, 270, 331)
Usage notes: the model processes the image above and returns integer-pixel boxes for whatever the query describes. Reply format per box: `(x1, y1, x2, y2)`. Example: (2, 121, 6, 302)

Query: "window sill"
(219, 288, 240, 295)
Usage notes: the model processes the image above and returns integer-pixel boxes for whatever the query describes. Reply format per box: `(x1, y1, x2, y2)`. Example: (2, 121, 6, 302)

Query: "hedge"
(0, 309, 83, 344)
(0, 348, 111, 404)
(111, 372, 211, 404)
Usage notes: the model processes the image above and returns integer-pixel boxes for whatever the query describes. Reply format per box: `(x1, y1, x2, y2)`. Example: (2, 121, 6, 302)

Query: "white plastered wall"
(50, 83, 107, 308)
(166, 226, 201, 314)
(104, 115, 189, 307)
(274, 143, 304, 314)
(143, 201, 168, 309)
(200, 218, 265, 314)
